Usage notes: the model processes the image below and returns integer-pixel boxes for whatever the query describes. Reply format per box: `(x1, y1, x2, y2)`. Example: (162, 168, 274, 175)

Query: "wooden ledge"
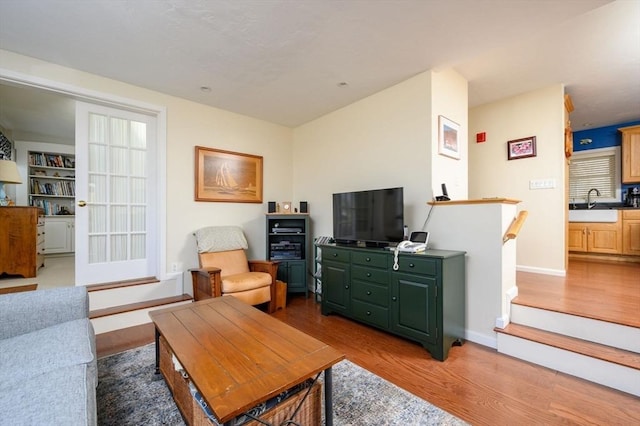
(428, 197, 521, 206)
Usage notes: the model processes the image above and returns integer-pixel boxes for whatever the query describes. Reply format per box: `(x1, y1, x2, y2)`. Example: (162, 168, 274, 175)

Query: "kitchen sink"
(568, 209, 618, 223)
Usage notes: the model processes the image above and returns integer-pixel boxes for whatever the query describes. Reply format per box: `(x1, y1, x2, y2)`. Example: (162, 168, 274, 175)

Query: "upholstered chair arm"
(189, 266, 222, 301)
(248, 260, 279, 278)
(248, 260, 279, 313)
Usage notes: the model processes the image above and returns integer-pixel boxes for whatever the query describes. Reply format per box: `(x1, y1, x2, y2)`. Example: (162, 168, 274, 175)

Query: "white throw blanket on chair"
(194, 226, 249, 253)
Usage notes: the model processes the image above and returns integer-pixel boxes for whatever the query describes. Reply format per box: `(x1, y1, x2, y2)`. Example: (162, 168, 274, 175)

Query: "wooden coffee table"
(149, 296, 345, 425)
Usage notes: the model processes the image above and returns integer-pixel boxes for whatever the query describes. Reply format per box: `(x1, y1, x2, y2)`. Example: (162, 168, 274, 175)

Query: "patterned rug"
(97, 344, 467, 425)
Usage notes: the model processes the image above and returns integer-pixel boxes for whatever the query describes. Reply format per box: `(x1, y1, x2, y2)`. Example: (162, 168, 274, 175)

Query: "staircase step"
(86, 276, 160, 292)
(90, 294, 192, 319)
(496, 324, 640, 396)
(496, 323, 640, 370)
(511, 303, 640, 353)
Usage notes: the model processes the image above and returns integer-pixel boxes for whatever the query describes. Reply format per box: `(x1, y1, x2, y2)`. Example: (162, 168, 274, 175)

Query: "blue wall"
(573, 120, 640, 201)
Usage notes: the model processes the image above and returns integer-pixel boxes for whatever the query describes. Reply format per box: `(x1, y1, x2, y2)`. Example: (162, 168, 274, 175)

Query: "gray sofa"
(0, 286, 97, 425)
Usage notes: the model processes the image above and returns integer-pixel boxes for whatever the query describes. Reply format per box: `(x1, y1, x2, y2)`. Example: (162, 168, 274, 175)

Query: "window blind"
(569, 151, 616, 199)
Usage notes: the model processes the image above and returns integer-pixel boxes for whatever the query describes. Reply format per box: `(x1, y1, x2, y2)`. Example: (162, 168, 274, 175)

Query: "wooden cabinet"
(568, 217, 622, 254)
(619, 125, 640, 183)
(0, 207, 44, 277)
(44, 216, 75, 254)
(321, 245, 465, 361)
(622, 210, 640, 255)
(265, 214, 310, 297)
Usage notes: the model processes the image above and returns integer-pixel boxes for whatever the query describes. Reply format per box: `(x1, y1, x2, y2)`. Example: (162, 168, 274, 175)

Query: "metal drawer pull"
(409, 263, 415, 268)
(392, 296, 397, 301)
(366, 272, 371, 277)
(366, 257, 371, 262)
(332, 253, 338, 257)
(366, 311, 371, 316)
(366, 291, 372, 295)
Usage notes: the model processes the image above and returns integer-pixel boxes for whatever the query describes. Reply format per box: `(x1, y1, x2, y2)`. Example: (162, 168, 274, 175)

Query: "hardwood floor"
(97, 261, 640, 425)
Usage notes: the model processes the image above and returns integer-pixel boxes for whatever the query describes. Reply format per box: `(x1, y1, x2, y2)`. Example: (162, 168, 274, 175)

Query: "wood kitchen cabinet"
(568, 219, 622, 254)
(0, 206, 45, 277)
(622, 210, 640, 256)
(619, 125, 640, 183)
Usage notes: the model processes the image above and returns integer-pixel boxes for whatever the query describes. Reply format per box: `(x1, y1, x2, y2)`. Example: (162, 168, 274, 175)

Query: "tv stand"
(319, 244, 465, 361)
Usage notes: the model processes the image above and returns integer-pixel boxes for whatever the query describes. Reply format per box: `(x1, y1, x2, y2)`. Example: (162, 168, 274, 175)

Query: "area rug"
(97, 344, 467, 425)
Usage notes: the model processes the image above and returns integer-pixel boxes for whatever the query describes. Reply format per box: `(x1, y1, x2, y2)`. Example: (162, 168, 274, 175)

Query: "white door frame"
(0, 68, 169, 282)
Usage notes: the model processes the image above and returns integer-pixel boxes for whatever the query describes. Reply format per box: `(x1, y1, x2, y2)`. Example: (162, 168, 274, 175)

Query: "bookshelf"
(28, 150, 76, 254)
(28, 151, 76, 216)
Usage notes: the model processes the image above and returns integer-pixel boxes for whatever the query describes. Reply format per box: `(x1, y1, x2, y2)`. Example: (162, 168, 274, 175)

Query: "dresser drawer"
(351, 250, 388, 268)
(351, 299, 388, 328)
(323, 247, 350, 263)
(396, 256, 438, 276)
(352, 265, 388, 285)
(351, 280, 388, 307)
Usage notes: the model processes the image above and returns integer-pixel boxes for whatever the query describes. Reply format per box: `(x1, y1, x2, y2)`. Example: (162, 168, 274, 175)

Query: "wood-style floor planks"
(98, 261, 640, 425)
(515, 260, 640, 327)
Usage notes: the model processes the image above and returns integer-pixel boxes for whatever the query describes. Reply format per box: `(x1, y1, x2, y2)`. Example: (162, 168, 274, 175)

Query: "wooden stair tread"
(90, 294, 192, 319)
(495, 323, 640, 371)
(86, 276, 160, 292)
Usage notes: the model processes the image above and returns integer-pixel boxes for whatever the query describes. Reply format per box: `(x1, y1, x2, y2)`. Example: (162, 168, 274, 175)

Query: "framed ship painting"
(195, 146, 263, 203)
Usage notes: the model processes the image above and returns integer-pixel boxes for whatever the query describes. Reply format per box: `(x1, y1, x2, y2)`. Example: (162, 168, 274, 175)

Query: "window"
(569, 147, 621, 203)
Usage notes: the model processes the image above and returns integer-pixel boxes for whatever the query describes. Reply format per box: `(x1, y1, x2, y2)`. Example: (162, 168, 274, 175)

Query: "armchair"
(190, 226, 278, 313)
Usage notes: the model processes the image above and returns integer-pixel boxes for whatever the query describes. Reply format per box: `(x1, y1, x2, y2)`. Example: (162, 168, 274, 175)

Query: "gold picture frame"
(195, 146, 263, 203)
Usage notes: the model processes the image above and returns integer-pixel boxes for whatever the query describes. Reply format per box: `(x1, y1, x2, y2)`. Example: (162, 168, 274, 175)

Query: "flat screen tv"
(332, 187, 404, 247)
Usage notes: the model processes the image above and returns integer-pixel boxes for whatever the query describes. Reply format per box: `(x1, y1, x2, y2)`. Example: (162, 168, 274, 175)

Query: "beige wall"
(431, 68, 469, 200)
(0, 49, 294, 276)
(469, 85, 566, 274)
(2, 48, 564, 281)
(293, 69, 468, 239)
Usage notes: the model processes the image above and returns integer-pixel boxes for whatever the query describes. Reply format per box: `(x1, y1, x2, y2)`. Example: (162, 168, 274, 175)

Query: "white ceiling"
(0, 0, 639, 142)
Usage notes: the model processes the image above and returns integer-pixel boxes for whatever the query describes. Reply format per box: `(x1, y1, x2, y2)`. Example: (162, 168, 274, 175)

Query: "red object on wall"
(476, 132, 486, 143)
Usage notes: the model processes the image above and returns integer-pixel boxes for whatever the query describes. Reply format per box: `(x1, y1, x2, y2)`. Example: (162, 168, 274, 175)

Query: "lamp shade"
(0, 160, 22, 184)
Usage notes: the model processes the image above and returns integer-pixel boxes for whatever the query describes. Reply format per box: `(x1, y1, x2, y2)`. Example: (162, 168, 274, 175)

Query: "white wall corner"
(506, 285, 519, 301)
(161, 271, 184, 295)
(465, 329, 497, 349)
(495, 315, 510, 329)
(496, 285, 518, 329)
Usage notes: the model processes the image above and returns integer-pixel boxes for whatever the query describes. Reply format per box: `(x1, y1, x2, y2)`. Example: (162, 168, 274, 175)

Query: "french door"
(75, 102, 157, 285)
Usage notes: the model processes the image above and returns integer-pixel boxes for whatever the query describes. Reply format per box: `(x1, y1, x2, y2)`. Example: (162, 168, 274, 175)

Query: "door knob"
(78, 200, 87, 207)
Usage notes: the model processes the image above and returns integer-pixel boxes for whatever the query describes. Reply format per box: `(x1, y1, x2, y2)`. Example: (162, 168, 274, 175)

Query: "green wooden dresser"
(321, 244, 466, 361)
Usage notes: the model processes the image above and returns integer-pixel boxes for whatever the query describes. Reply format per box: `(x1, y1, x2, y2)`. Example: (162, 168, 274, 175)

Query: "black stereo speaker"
(300, 201, 308, 213)
(268, 201, 276, 213)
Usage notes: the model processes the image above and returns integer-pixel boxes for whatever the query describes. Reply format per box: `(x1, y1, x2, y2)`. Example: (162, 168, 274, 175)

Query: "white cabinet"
(44, 217, 75, 254)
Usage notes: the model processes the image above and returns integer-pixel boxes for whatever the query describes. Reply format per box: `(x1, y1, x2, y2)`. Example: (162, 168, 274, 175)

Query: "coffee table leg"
(325, 367, 333, 426)
(154, 327, 160, 374)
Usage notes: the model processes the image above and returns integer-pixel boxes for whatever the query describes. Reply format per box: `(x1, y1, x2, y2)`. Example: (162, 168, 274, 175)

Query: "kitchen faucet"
(587, 188, 601, 209)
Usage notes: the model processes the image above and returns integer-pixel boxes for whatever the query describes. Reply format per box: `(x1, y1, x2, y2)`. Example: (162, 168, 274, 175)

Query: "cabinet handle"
(366, 272, 371, 277)
(332, 253, 338, 257)
(392, 296, 397, 301)
(366, 311, 371, 316)
(345, 285, 349, 289)
(583, 228, 586, 235)
(366, 257, 371, 262)
(366, 290, 372, 295)
(409, 263, 415, 268)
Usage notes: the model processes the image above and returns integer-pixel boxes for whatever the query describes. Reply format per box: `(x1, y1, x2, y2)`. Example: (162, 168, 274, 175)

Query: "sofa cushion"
(0, 286, 89, 340)
(222, 271, 272, 293)
(0, 363, 97, 426)
(0, 318, 96, 387)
